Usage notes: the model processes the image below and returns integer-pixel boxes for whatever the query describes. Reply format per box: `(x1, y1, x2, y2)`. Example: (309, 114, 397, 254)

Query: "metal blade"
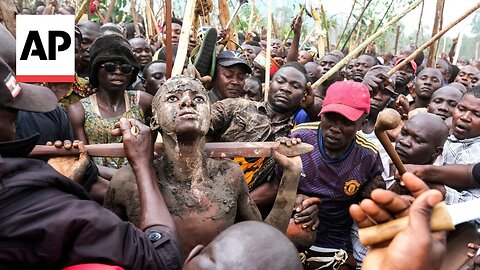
(447, 198, 480, 225)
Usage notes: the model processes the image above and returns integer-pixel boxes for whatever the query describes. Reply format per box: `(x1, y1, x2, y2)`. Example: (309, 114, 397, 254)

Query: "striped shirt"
(290, 122, 384, 252)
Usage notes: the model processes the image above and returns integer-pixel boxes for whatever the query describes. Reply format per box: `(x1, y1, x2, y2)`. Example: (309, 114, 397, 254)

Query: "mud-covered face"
(152, 77, 210, 137)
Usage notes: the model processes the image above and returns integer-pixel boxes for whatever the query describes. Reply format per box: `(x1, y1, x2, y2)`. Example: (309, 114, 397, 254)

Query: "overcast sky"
(270, 0, 478, 37)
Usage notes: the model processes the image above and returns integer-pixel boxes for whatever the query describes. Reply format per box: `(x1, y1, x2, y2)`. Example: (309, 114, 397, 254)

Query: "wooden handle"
(359, 202, 455, 246)
(375, 130, 406, 175)
(29, 142, 314, 158)
(374, 108, 405, 175)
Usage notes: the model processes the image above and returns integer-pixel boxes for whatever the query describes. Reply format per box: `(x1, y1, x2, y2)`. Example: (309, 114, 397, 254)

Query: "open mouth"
(454, 122, 469, 134)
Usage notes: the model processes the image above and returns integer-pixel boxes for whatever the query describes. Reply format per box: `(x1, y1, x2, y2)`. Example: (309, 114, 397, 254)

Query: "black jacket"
(0, 157, 182, 270)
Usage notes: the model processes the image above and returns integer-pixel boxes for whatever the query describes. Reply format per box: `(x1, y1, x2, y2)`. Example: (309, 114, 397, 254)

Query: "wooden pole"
(372, 0, 394, 35)
(30, 142, 314, 158)
(427, 0, 445, 67)
(247, 0, 255, 32)
(218, 0, 235, 50)
(340, 0, 373, 52)
(319, 0, 330, 52)
(264, 0, 273, 102)
(165, 0, 172, 79)
(171, 0, 197, 76)
(388, 2, 480, 76)
(74, 0, 90, 23)
(415, 0, 425, 47)
(453, 31, 463, 65)
(337, 0, 356, 48)
(130, 0, 141, 36)
(281, 5, 305, 45)
(394, 25, 400, 55)
(103, 0, 116, 23)
(311, 0, 424, 89)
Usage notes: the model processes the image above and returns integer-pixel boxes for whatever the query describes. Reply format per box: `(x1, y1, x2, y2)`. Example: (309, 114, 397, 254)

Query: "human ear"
(184, 245, 205, 264)
(150, 115, 160, 131)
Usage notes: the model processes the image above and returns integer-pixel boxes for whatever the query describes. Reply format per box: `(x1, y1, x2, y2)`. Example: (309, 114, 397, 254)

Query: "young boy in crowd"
(104, 75, 306, 257)
(290, 81, 385, 270)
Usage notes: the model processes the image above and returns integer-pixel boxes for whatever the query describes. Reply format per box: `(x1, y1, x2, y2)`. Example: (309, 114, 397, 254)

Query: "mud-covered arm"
(264, 148, 303, 233)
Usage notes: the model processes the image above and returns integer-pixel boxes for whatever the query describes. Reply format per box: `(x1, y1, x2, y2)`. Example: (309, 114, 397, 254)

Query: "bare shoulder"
(207, 158, 245, 188)
(104, 166, 142, 225)
(107, 166, 138, 204)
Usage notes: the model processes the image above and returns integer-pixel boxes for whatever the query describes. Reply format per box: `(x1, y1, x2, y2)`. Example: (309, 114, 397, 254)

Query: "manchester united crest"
(344, 179, 361, 196)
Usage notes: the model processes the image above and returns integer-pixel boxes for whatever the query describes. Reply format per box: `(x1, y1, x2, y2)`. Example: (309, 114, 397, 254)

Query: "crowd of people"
(1, 1, 480, 269)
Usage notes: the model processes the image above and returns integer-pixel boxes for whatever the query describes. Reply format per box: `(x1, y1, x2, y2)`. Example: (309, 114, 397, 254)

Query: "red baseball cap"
(394, 57, 417, 74)
(319, 81, 370, 121)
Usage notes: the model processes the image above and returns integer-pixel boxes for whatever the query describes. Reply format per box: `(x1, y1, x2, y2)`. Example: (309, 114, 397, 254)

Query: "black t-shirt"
(16, 105, 74, 144)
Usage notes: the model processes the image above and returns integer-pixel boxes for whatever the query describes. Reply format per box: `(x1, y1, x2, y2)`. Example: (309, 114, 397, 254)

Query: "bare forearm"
(264, 167, 301, 232)
(286, 32, 301, 63)
(132, 163, 175, 230)
(250, 182, 278, 208)
(423, 164, 477, 189)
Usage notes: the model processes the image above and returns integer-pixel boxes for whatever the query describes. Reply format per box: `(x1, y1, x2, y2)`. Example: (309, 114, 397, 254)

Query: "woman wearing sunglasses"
(68, 34, 153, 172)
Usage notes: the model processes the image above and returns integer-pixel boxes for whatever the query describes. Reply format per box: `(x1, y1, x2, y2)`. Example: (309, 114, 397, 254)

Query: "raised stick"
(74, 0, 90, 23)
(311, 0, 424, 89)
(340, 0, 373, 52)
(374, 108, 405, 175)
(171, 0, 197, 76)
(30, 142, 314, 158)
(264, 0, 273, 102)
(165, 0, 172, 79)
(337, 0, 356, 47)
(387, 2, 480, 76)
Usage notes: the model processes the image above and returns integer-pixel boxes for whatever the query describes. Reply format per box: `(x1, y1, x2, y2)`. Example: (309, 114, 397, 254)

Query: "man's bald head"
(184, 221, 302, 270)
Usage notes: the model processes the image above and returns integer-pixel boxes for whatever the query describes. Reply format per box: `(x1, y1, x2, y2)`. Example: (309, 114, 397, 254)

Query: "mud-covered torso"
(154, 157, 241, 255)
(105, 155, 244, 256)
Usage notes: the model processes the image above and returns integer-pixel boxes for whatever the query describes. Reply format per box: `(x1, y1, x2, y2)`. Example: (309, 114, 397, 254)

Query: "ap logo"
(16, 15, 74, 82)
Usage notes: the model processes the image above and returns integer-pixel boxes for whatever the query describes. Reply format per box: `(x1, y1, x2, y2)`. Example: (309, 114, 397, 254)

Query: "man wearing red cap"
(289, 81, 385, 270)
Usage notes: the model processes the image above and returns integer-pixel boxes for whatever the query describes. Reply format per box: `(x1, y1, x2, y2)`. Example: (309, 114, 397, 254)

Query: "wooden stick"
(387, 2, 479, 76)
(337, 0, 356, 48)
(74, 0, 90, 23)
(171, 0, 196, 77)
(103, 0, 116, 23)
(130, 0, 141, 36)
(374, 108, 405, 175)
(394, 25, 400, 55)
(264, 0, 273, 102)
(359, 202, 454, 246)
(319, 0, 330, 53)
(453, 32, 464, 65)
(282, 5, 305, 45)
(427, 0, 445, 68)
(311, 0, 424, 89)
(300, 27, 316, 49)
(247, 0, 255, 33)
(340, 0, 373, 52)
(165, 0, 172, 79)
(372, 0, 394, 35)
(30, 142, 314, 158)
(415, 0, 425, 47)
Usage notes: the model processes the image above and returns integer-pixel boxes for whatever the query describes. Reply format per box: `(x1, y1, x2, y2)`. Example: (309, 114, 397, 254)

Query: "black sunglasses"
(101, 62, 134, 74)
